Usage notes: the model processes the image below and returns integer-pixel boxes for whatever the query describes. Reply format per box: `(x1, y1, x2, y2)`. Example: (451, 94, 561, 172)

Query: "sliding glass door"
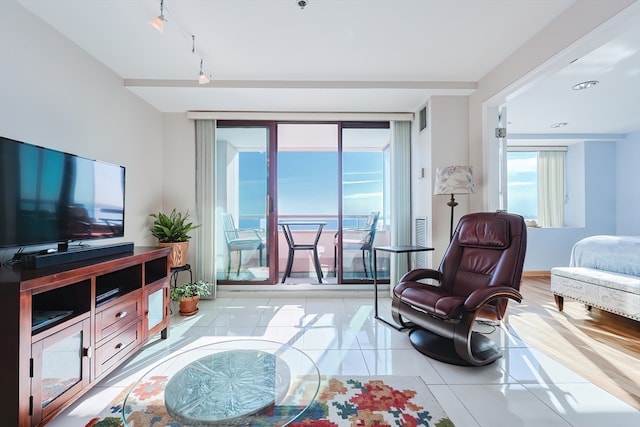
(214, 124, 274, 284)
(213, 121, 390, 285)
(338, 123, 391, 283)
(277, 123, 338, 284)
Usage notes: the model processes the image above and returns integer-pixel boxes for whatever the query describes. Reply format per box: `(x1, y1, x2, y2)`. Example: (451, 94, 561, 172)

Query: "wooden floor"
(510, 276, 640, 410)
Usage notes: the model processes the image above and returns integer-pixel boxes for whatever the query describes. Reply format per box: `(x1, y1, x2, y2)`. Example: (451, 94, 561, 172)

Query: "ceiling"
(16, 0, 640, 138)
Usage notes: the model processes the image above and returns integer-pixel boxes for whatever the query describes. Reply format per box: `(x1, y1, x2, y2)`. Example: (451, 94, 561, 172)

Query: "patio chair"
(222, 213, 264, 278)
(334, 211, 380, 278)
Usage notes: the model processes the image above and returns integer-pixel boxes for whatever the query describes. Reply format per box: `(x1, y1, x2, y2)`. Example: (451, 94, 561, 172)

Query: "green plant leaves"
(149, 209, 200, 242)
(169, 280, 212, 301)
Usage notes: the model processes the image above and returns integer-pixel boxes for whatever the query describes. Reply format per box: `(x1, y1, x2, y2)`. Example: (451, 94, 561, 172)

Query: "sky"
(507, 151, 537, 220)
(239, 151, 384, 224)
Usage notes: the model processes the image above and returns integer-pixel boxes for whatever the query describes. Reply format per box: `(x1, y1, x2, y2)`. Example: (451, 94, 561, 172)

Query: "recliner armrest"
(399, 268, 441, 283)
(463, 286, 522, 311)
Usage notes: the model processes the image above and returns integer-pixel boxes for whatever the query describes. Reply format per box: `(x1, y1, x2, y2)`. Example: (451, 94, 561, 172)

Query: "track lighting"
(150, 0, 167, 33)
(198, 59, 210, 84)
(147, 2, 213, 82)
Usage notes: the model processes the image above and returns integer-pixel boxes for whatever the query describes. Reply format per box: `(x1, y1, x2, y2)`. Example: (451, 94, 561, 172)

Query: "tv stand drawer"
(95, 292, 141, 343)
(94, 320, 142, 378)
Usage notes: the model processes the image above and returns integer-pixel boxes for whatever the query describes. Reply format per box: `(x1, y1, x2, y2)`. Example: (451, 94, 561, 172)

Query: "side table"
(170, 264, 193, 314)
(373, 245, 434, 330)
(278, 221, 326, 283)
(170, 264, 193, 288)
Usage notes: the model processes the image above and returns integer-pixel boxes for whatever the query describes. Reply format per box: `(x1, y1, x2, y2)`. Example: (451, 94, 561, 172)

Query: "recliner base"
(408, 327, 503, 366)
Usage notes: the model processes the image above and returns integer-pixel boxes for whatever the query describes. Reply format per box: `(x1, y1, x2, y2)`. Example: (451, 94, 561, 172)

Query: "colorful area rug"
(86, 375, 454, 427)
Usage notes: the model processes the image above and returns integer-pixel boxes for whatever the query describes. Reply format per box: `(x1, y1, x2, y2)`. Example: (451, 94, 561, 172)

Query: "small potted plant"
(149, 209, 200, 268)
(170, 280, 212, 316)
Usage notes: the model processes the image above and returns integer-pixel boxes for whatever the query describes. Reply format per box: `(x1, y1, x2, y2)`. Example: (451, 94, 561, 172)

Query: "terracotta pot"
(178, 296, 199, 316)
(160, 241, 189, 268)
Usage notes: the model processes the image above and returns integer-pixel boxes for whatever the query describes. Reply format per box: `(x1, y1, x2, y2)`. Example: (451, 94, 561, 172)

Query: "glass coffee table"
(122, 339, 320, 426)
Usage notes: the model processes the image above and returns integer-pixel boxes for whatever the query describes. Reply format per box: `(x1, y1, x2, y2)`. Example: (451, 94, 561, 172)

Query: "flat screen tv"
(0, 136, 125, 248)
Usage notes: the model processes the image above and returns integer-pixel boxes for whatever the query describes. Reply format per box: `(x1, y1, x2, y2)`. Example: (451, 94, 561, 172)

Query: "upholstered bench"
(551, 266, 640, 321)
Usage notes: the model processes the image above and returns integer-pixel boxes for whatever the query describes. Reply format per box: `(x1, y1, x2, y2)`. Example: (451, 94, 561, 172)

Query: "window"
(507, 147, 566, 227)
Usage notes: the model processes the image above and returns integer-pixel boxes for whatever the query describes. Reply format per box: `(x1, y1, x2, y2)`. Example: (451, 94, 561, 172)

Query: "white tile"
(304, 297, 347, 312)
(298, 326, 361, 350)
(361, 348, 445, 383)
(525, 383, 640, 427)
(499, 347, 590, 384)
(168, 309, 218, 326)
(430, 358, 515, 384)
(225, 297, 272, 309)
(355, 323, 413, 350)
(449, 384, 573, 427)
(259, 308, 309, 327)
(48, 295, 638, 427)
(342, 297, 375, 312)
(428, 384, 480, 427)
(303, 310, 374, 328)
(473, 321, 527, 349)
(252, 325, 306, 347)
(266, 297, 307, 310)
(210, 309, 264, 326)
(198, 324, 257, 337)
(304, 349, 370, 375)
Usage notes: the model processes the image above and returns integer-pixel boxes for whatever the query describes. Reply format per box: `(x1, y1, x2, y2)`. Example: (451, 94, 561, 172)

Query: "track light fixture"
(147, 2, 212, 83)
(150, 0, 167, 33)
(198, 59, 210, 84)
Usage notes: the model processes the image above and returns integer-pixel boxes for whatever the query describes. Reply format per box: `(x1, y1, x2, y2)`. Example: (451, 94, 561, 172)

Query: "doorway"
(213, 121, 390, 285)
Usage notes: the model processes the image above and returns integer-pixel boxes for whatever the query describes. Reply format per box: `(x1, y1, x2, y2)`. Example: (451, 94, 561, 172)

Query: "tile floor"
(49, 295, 640, 427)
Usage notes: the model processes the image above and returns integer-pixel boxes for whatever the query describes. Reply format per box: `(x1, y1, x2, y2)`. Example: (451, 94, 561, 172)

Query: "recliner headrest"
(457, 217, 510, 248)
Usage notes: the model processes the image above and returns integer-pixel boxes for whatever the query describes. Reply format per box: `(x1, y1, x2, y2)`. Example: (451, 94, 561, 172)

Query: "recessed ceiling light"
(573, 80, 599, 90)
(550, 122, 568, 128)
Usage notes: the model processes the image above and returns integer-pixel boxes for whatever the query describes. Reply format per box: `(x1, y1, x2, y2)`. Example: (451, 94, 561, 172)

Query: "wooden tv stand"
(0, 246, 171, 427)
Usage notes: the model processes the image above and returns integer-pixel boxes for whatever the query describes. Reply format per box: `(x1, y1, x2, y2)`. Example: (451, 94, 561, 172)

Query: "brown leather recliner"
(392, 211, 527, 366)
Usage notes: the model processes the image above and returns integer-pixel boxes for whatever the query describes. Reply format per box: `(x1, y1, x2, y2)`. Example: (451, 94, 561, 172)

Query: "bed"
(550, 235, 640, 321)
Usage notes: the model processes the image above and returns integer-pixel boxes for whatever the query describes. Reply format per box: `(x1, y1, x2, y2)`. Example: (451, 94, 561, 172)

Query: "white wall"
(425, 96, 470, 264)
(162, 113, 198, 269)
(565, 144, 586, 227)
(616, 132, 640, 235)
(410, 102, 433, 267)
(0, 1, 164, 253)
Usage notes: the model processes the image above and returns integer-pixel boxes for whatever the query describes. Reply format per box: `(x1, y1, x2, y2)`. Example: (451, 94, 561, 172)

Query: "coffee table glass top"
(122, 339, 320, 426)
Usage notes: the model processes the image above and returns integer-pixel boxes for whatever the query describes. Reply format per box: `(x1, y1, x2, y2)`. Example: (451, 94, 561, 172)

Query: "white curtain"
(538, 151, 564, 227)
(390, 121, 412, 287)
(195, 120, 217, 297)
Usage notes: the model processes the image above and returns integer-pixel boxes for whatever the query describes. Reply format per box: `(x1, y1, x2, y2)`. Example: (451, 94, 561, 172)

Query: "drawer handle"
(115, 343, 123, 350)
(116, 311, 127, 318)
(83, 346, 92, 358)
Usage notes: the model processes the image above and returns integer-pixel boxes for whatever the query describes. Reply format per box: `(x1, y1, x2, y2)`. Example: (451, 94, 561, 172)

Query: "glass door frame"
(216, 121, 279, 285)
(336, 121, 391, 285)
(215, 120, 390, 286)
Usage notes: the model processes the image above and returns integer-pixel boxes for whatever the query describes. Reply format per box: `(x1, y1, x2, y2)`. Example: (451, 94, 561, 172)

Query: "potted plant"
(149, 209, 200, 268)
(170, 280, 212, 316)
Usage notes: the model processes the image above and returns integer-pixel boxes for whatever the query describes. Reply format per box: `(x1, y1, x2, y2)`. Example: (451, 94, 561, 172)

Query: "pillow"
(458, 217, 510, 248)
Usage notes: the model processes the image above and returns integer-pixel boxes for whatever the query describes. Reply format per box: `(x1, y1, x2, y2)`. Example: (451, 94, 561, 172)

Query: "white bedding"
(570, 235, 640, 277)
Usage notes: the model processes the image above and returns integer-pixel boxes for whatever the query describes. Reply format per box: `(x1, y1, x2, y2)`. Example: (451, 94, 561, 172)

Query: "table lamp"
(434, 165, 476, 240)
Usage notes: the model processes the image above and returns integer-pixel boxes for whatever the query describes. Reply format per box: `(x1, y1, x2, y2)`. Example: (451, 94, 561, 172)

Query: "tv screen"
(0, 136, 125, 248)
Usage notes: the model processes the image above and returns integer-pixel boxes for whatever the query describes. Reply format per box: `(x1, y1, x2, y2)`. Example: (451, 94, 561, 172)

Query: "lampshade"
(149, 16, 165, 33)
(198, 72, 210, 84)
(198, 59, 210, 84)
(149, 0, 166, 34)
(434, 165, 475, 195)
